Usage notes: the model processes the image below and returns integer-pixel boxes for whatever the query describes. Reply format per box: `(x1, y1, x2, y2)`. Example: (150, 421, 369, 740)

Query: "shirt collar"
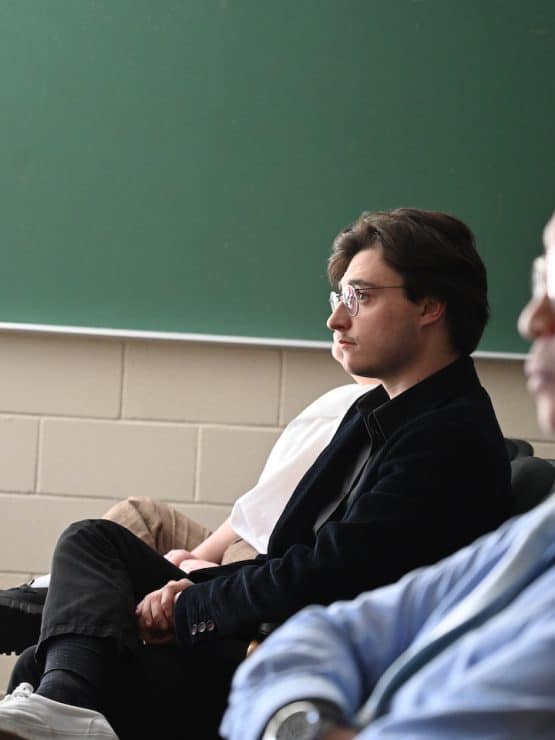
(355, 356, 479, 443)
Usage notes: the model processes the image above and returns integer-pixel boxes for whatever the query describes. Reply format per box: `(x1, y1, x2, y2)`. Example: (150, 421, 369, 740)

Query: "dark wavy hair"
(328, 208, 489, 355)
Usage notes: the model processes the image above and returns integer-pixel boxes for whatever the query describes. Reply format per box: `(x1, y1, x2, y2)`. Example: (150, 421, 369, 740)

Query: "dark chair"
(509, 456, 555, 516)
(504, 437, 534, 460)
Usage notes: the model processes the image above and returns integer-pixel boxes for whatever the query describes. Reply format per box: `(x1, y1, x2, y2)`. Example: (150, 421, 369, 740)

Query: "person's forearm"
(191, 518, 237, 563)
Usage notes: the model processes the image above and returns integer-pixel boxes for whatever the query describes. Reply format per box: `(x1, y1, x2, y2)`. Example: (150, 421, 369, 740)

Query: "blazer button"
(206, 620, 215, 632)
(191, 623, 197, 636)
(198, 621, 206, 633)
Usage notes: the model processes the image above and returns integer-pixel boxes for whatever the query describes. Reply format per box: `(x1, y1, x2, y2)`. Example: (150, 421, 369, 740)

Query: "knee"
(56, 518, 122, 550)
(59, 518, 95, 540)
(102, 496, 154, 524)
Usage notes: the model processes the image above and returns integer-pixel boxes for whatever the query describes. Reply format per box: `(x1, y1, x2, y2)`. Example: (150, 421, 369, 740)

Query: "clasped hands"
(136, 547, 219, 645)
(136, 577, 193, 644)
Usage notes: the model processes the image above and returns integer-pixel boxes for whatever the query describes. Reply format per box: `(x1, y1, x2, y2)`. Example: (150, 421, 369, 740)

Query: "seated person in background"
(0, 208, 511, 740)
(220, 210, 555, 740)
(0, 353, 374, 655)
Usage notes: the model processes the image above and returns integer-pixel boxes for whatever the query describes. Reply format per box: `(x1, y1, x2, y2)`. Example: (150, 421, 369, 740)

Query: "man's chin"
(344, 364, 377, 381)
(342, 359, 365, 377)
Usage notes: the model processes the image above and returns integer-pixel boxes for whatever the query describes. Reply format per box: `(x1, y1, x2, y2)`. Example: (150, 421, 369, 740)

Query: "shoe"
(0, 683, 118, 739)
(0, 583, 46, 655)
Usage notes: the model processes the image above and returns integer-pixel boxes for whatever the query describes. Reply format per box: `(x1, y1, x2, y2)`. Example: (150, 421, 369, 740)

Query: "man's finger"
(161, 584, 178, 623)
(150, 591, 169, 631)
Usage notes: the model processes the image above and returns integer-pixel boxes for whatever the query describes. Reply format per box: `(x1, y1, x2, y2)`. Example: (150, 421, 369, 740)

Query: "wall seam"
(277, 349, 286, 426)
(33, 418, 42, 493)
(118, 342, 126, 420)
(194, 425, 202, 502)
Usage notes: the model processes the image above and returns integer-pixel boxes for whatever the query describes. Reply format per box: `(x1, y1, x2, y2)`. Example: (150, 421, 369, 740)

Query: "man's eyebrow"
(338, 278, 377, 290)
(344, 279, 378, 288)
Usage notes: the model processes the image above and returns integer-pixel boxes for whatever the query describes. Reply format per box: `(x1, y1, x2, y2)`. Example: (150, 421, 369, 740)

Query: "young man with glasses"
(220, 210, 555, 740)
(0, 208, 511, 739)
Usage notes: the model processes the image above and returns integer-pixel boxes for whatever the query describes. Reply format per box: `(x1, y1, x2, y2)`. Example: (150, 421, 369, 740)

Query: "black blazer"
(175, 357, 511, 648)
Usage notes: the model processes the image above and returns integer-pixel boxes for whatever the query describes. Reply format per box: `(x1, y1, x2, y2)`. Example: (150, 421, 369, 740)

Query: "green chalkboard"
(0, 0, 553, 353)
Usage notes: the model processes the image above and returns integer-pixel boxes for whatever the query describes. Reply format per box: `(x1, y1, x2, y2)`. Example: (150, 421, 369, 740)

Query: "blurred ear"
(418, 296, 446, 327)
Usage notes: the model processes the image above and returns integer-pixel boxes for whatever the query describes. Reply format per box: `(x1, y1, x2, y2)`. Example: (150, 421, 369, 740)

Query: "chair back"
(504, 437, 534, 460)
(510, 456, 555, 516)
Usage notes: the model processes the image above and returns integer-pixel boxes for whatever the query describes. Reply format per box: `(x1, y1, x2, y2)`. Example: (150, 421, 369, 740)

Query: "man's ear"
(419, 297, 447, 327)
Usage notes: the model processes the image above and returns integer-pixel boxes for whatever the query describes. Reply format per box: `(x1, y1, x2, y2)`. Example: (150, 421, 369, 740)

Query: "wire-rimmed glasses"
(329, 283, 404, 317)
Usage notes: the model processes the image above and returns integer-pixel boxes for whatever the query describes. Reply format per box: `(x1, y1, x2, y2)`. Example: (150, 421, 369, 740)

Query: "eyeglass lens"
(329, 285, 358, 316)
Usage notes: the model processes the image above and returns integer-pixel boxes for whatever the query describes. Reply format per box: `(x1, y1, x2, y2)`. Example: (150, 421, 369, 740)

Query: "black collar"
(356, 356, 479, 444)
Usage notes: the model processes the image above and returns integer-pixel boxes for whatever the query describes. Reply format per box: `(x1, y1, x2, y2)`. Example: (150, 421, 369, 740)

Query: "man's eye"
(355, 290, 371, 302)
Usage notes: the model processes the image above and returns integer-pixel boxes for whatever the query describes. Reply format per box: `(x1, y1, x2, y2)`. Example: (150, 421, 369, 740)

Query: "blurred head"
(519, 212, 555, 434)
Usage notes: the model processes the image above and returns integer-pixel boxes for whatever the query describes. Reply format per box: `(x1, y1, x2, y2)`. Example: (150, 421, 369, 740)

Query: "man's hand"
(136, 578, 193, 644)
(164, 548, 219, 572)
(164, 548, 193, 566)
(179, 557, 218, 572)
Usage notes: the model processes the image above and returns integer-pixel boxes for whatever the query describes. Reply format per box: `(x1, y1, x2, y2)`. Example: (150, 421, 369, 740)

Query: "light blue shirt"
(220, 495, 555, 739)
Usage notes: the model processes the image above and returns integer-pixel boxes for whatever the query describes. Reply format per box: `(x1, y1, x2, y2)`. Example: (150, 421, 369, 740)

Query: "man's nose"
(327, 301, 352, 332)
(518, 294, 555, 340)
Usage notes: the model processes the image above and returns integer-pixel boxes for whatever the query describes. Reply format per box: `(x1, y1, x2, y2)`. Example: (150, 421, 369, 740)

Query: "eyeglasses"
(329, 283, 405, 317)
(532, 254, 555, 302)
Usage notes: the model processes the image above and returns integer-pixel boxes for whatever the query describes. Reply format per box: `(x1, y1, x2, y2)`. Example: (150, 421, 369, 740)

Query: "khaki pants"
(102, 496, 257, 565)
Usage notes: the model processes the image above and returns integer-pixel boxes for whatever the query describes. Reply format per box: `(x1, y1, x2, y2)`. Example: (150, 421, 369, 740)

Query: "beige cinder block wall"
(0, 330, 553, 686)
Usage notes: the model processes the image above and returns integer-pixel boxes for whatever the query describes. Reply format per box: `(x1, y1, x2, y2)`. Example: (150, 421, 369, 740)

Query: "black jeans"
(9, 519, 248, 739)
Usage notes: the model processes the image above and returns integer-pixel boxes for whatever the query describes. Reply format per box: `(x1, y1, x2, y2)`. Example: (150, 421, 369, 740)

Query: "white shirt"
(230, 383, 372, 553)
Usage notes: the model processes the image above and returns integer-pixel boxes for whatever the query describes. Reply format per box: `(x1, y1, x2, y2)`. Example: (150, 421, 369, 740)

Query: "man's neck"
(382, 350, 461, 399)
